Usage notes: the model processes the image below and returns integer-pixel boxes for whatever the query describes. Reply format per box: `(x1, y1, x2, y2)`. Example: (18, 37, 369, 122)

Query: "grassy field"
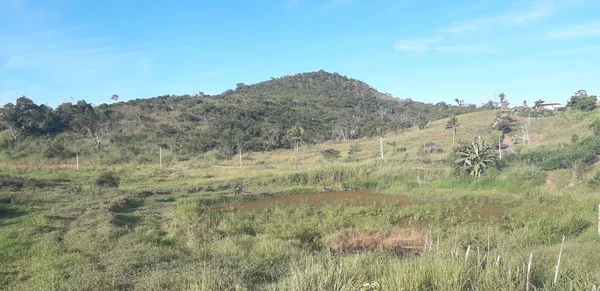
(1, 110, 600, 290)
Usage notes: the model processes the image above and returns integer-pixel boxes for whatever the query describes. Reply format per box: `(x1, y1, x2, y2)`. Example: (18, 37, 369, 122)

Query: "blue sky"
(1, 0, 599, 107)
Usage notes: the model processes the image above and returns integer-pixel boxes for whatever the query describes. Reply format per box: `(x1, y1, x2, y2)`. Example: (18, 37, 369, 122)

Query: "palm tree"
(445, 116, 459, 147)
(287, 125, 304, 169)
(454, 137, 496, 178)
(534, 99, 545, 110)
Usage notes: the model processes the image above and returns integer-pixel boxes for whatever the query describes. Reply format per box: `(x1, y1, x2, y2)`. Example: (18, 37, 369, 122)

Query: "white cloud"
(394, 36, 487, 53)
(532, 45, 600, 57)
(394, 36, 444, 52)
(432, 45, 490, 53)
(283, 0, 304, 9)
(1, 31, 160, 80)
(400, 0, 580, 54)
(441, 1, 555, 34)
(546, 21, 600, 39)
(323, 0, 354, 9)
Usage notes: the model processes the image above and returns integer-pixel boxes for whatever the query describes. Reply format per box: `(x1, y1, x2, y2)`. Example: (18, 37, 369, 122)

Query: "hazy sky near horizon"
(1, 0, 599, 107)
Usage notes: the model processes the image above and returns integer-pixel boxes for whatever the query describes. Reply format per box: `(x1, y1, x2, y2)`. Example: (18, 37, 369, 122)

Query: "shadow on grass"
(0, 207, 26, 220)
(112, 214, 142, 229)
(110, 199, 144, 213)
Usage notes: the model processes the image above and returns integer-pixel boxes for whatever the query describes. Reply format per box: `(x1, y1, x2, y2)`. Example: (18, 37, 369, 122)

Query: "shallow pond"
(217, 190, 504, 222)
(226, 190, 417, 210)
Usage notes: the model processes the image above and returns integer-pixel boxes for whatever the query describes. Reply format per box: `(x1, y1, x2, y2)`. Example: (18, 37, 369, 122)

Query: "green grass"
(1, 110, 600, 290)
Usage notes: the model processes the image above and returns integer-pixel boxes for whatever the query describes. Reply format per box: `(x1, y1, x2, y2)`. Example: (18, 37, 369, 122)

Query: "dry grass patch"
(330, 229, 428, 256)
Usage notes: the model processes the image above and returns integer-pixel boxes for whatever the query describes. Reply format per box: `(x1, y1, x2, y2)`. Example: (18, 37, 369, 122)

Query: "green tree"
(0, 96, 43, 140)
(574, 96, 598, 112)
(454, 137, 497, 178)
(567, 90, 588, 107)
(567, 90, 597, 111)
(70, 101, 117, 149)
(492, 112, 517, 134)
(287, 125, 305, 169)
(498, 92, 509, 110)
(348, 143, 362, 162)
(445, 116, 459, 147)
(590, 118, 600, 136)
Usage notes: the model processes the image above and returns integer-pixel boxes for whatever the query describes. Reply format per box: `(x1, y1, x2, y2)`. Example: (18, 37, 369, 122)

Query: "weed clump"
(95, 172, 121, 188)
(588, 171, 600, 189)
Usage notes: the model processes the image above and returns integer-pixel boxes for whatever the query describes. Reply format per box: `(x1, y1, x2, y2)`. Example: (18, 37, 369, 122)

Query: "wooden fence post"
(465, 245, 471, 264)
(379, 136, 384, 160)
(553, 236, 565, 285)
(526, 253, 533, 291)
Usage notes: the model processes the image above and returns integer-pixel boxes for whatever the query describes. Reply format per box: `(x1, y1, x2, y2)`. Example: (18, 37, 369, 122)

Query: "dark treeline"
(0, 71, 481, 161)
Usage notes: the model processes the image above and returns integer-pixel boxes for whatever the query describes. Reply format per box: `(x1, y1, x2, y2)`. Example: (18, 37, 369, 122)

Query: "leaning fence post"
(465, 245, 471, 264)
(526, 253, 533, 291)
(553, 236, 565, 285)
(597, 204, 600, 237)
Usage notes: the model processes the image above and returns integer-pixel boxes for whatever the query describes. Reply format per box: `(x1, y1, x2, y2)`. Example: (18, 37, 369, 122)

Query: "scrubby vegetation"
(1, 76, 600, 290)
(0, 71, 483, 163)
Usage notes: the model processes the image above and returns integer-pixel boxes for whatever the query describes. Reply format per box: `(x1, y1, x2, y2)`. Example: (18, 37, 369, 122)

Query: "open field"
(1, 110, 600, 290)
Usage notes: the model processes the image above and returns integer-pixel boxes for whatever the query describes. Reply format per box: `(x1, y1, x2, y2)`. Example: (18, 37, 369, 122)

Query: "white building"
(539, 103, 566, 111)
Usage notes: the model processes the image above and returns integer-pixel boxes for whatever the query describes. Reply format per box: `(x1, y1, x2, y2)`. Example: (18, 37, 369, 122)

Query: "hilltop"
(0, 70, 479, 163)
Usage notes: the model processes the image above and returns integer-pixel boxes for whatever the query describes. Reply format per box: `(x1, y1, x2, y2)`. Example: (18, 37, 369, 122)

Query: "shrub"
(44, 142, 75, 159)
(321, 149, 341, 163)
(347, 144, 362, 162)
(95, 172, 121, 188)
(424, 141, 443, 154)
(588, 171, 600, 189)
(571, 134, 579, 143)
(510, 138, 600, 170)
(0, 175, 44, 190)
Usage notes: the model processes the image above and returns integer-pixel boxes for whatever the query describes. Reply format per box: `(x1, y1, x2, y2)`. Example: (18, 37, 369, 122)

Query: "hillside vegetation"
(0, 71, 479, 163)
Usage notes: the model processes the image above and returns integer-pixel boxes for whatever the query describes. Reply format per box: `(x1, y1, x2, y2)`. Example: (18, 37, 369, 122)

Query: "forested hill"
(0, 70, 479, 162)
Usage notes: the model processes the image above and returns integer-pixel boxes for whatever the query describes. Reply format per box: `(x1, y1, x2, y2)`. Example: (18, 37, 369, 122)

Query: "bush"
(588, 171, 600, 189)
(95, 172, 121, 188)
(510, 138, 600, 170)
(321, 149, 341, 163)
(0, 175, 44, 190)
(44, 142, 75, 159)
(424, 141, 443, 154)
(347, 144, 362, 162)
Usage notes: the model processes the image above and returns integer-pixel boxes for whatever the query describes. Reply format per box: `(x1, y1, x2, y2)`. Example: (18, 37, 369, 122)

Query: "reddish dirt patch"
(13, 162, 78, 169)
(330, 229, 428, 256)
(502, 136, 514, 152)
(528, 133, 543, 142)
(224, 191, 419, 211)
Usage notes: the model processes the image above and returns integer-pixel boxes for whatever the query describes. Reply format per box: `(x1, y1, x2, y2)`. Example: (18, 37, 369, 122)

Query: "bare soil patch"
(330, 229, 428, 256)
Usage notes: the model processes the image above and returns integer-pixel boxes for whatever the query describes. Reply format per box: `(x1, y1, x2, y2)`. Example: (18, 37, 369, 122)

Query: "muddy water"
(229, 190, 417, 211)
(222, 190, 504, 222)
